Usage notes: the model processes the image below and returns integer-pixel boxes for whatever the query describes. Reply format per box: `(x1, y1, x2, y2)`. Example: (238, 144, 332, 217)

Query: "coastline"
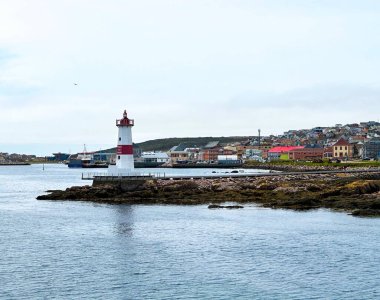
(243, 161, 380, 172)
(37, 171, 380, 217)
(0, 162, 31, 166)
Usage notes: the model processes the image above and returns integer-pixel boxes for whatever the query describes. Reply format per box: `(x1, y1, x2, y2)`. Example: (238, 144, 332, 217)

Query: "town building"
(332, 138, 353, 159)
(363, 138, 380, 159)
(200, 148, 234, 161)
(288, 144, 324, 161)
(140, 152, 170, 163)
(323, 146, 333, 158)
(268, 146, 304, 160)
(217, 155, 241, 165)
(168, 151, 190, 163)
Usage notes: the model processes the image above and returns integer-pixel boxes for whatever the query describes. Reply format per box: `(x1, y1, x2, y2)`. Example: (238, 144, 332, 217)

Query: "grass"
(245, 159, 380, 168)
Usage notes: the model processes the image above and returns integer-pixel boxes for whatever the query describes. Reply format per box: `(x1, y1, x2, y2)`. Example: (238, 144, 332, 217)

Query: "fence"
(82, 168, 380, 181)
(82, 172, 167, 180)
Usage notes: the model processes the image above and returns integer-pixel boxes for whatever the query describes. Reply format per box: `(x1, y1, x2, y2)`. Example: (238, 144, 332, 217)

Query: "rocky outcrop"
(244, 162, 380, 173)
(208, 205, 244, 209)
(36, 172, 380, 217)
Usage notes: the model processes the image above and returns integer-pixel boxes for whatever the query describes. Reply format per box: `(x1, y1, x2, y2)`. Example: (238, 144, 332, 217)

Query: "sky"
(1, 0, 380, 155)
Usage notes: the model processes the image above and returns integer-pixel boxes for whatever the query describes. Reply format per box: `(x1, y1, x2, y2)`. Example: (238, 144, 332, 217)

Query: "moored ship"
(67, 145, 108, 168)
(134, 152, 169, 168)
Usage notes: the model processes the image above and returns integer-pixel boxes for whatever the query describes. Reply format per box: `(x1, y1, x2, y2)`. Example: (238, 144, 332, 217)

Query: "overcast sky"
(1, 0, 380, 155)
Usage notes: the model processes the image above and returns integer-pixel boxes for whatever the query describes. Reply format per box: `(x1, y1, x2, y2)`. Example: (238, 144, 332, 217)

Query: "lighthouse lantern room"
(108, 110, 136, 175)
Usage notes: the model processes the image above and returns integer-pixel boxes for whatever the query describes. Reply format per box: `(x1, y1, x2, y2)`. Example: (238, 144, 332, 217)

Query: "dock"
(82, 168, 380, 182)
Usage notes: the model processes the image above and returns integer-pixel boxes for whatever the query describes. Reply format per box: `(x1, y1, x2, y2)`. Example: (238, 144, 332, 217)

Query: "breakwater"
(244, 162, 380, 172)
(37, 170, 380, 216)
(0, 162, 31, 166)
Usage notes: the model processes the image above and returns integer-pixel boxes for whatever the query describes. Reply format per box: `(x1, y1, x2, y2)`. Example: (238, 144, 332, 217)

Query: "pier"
(82, 168, 380, 182)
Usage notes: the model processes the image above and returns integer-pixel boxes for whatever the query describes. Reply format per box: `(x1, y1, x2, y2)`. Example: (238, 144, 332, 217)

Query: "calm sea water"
(0, 164, 379, 299)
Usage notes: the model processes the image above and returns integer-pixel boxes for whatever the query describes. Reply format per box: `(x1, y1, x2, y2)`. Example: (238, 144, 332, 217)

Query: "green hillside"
(136, 136, 253, 152)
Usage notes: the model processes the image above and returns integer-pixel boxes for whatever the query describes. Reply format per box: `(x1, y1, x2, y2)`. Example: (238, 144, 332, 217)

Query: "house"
(199, 141, 221, 161)
(140, 152, 170, 163)
(332, 138, 353, 159)
(168, 151, 190, 163)
(288, 144, 324, 161)
(363, 138, 380, 159)
(167, 144, 191, 163)
(200, 148, 234, 161)
(352, 142, 364, 158)
(203, 141, 220, 149)
(184, 148, 200, 161)
(323, 146, 333, 158)
(268, 146, 304, 160)
(235, 145, 258, 158)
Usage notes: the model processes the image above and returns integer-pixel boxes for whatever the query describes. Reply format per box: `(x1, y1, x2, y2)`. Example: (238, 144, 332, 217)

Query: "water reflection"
(113, 205, 134, 236)
(1, 164, 379, 299)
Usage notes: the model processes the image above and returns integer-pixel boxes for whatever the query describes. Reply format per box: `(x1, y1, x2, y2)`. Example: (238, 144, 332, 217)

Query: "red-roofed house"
(332, 138, 353, 159)
(268, 146, 304, 160)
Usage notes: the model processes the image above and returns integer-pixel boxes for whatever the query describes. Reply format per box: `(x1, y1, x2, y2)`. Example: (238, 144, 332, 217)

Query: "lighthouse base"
(107, 165, 140, 176)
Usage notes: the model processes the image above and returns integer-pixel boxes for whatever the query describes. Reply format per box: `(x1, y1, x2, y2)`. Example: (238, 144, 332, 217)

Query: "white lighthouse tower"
(108, 110, 135, 175)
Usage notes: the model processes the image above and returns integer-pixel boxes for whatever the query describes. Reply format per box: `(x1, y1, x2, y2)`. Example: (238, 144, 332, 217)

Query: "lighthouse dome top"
(116, 109, 134, 127)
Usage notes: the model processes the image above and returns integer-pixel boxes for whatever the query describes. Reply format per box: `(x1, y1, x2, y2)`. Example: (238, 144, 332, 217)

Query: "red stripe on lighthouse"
(117, 145, 133, 155)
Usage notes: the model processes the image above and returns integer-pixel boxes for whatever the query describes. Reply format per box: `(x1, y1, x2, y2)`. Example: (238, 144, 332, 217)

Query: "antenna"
(258, 129, 261, 147)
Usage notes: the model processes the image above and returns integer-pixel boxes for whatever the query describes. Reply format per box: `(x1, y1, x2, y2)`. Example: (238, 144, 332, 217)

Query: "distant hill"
(135, 136, 253, 152)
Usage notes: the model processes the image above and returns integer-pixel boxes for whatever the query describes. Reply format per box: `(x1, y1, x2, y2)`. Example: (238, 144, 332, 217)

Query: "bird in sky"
(73, 83, 78, 85)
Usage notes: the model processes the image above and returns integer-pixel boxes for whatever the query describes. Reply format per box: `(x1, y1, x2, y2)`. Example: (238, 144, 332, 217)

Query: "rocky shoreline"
(37, 172, 380, 217)
(243, 162, 380, 172)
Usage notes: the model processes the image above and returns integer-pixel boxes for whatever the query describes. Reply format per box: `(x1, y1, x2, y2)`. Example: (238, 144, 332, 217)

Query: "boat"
(134, 152, 169, 168)
(68, 144, 108, 168)
(134, 161, 165, 168)
(68, 156, 109, 168)
(82, 162, 108, 168)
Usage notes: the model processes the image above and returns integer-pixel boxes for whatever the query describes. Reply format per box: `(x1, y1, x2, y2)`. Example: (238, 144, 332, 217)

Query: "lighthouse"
(108, 110, 135, 175)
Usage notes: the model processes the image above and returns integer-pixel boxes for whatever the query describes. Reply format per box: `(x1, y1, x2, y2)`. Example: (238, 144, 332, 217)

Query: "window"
(340, 146, 342, 150)
(119, 137, 121, 141)
(118, 156, 120, 160)
(345, 146, 347, 150)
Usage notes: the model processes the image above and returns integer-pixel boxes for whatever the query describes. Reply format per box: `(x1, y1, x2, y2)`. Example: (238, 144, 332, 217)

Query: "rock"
(225, 205, 244, 209)
(342, 180, 380, 195)
(208, 204, 244, 209)
(351, 209, 380, 217)
(306, 184, 322, 192)
(256, 183, 277, 190)
(208, 205, 223, 209)
(36, 172, 380, 216)
(273, 186, 306, 194)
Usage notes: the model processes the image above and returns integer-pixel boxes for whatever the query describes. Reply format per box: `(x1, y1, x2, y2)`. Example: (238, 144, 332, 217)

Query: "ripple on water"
(0, 165, 379, 299)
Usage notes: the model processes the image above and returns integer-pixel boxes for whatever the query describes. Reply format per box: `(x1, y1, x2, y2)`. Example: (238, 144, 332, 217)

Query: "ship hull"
(134, 161, 166, 168)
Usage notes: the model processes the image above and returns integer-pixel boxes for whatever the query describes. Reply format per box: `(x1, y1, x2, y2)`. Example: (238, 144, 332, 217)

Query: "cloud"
(0, 1, 380, 154)
(228, 84, 380, 110)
